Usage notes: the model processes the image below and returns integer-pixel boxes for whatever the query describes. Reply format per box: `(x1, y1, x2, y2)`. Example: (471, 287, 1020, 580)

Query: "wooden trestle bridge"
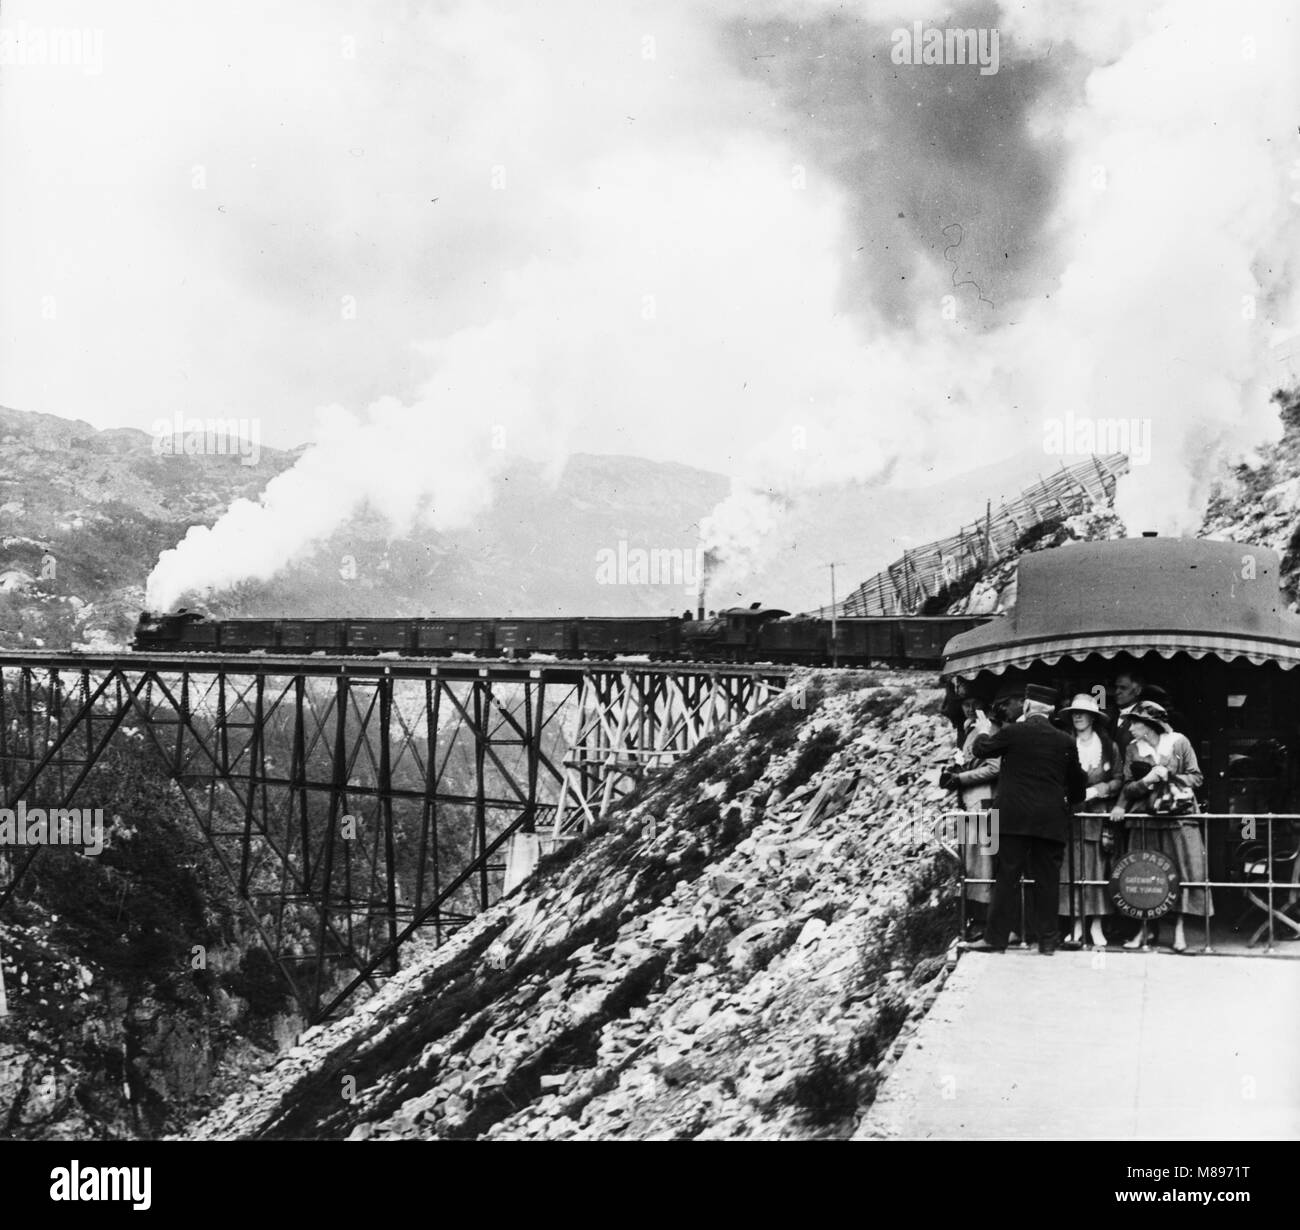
(0, 651, 788, 1020)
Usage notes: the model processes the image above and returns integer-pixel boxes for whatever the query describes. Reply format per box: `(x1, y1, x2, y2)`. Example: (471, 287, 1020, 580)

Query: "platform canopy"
(942, 537, 1300, 679)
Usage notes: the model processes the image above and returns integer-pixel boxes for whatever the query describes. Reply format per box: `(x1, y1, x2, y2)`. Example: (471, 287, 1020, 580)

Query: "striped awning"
(944, 630, 1300, 679)
(941, 537, 1300, 680)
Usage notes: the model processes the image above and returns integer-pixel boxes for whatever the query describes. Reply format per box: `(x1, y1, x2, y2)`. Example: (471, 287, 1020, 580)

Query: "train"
(132, 605, 996, 668)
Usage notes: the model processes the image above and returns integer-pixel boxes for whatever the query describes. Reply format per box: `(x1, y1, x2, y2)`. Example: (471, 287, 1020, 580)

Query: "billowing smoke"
(145, 0, 909, 609)
(699, 484, 793, 602)
(137, 0, 1300, 608)
(146, 387, 510, 611)
(1010, 0, 1300, 535)
(701, 0, 1300, 577)
(148, 299, 589, 608)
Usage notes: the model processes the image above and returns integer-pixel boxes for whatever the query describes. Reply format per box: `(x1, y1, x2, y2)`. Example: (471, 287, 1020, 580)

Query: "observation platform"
(860, 948, 1300, 1140)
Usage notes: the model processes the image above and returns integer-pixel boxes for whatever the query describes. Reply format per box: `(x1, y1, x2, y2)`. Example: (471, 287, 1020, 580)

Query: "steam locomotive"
(132, 606, 995, 668)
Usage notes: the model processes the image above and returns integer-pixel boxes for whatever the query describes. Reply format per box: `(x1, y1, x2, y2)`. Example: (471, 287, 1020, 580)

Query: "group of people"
(942, 669, 1213, 954)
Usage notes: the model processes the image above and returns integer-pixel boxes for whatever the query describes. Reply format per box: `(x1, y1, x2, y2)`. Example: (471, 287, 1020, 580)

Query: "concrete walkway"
(860, 950, 1300, 1139)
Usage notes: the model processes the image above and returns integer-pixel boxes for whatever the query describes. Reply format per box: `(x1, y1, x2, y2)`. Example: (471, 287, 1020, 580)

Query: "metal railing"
(938, 810, 1300, 953)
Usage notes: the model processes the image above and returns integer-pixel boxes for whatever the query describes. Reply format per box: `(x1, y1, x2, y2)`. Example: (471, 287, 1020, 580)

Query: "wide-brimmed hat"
(1059, 693, 1109, 724)
(1128, 700, 1172, 733)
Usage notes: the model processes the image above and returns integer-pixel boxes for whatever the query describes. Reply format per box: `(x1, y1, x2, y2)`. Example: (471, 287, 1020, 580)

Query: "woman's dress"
(1059, 729, 1122, 917)
(954, 724, 999, 905)
(1121, 731, 1214, 918)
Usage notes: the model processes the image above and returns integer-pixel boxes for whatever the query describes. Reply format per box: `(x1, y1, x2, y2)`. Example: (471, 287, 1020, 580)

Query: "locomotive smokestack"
(698, 546, 718, 622)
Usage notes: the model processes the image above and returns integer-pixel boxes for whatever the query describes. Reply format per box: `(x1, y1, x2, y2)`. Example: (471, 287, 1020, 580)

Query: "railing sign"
(1109, 850, 1180, 920)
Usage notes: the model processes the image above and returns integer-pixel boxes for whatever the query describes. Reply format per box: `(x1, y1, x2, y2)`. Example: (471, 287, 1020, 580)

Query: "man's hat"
(1128, 700, 1172, 733)
(1059, 692, 1109, 724)
(1025, 683, 1057, 706)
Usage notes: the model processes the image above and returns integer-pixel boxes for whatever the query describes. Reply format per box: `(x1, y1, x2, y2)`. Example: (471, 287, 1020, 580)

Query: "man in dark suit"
(966, 683, 1087, 955)
(1110, 669, 1146, 752)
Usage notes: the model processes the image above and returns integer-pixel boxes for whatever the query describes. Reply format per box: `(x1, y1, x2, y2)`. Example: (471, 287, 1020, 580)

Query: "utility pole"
(825, 562, 845, 667)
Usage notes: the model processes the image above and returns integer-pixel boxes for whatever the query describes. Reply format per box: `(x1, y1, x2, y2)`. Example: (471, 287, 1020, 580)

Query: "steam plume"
(702, 0, 1300, 578)
(137, 0, 1300, 608)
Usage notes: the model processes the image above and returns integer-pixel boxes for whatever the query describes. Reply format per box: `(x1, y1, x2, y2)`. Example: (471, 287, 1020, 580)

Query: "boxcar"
(495, 619, 578, 657)
(413, 618, 495, 657)
(904, 618, 984, 665)
(217, 620, 281, 651)
(577, 617, 679, 659)
(343, 620, 412, 653)
(278, 619, 345, 653)
(835, 619, 902, 664)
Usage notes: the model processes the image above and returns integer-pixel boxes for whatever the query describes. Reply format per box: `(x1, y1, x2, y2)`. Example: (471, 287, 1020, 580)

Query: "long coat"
(953, 725, 999, 905)
(1119, 731, 1203, 814)
(1074, 728, 1123, 841)
(1118, 731, 1211, 917)
(971, 713, 1087, 844)
(953, 724, 999, 812)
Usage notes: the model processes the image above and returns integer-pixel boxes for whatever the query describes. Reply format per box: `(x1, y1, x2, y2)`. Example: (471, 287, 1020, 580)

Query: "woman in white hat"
(1109, 700, 1210, 952)
(1058, 693, 1122, 947)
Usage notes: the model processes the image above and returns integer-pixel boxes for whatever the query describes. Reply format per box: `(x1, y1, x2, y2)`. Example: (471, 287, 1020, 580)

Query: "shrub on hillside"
(779, 726, 839, 796)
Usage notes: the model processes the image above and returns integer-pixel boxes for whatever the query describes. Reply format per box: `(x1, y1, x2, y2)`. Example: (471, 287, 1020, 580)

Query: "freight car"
(133, 607, 994, 668)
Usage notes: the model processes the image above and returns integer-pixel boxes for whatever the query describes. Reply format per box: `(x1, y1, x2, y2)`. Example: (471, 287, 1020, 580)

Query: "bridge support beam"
(0, 654, 787, 1020)
(552, 667, 785, 834)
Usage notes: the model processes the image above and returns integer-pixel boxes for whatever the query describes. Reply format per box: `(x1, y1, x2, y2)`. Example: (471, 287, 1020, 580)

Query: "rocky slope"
(180, 392, 1300, 1142)
(185, 672, 965, 1141)
(1200, 388, 1300, 599)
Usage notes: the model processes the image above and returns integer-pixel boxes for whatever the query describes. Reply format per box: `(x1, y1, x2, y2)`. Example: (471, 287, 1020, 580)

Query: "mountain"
(0, 405, 295, 648)
(0, 401, 1099, 644)
(0, 404, 731, 641)
(220, 453, 728, 620)
(11, 390, 1293, 644)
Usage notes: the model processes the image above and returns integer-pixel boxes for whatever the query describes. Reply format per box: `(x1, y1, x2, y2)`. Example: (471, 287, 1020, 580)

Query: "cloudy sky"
(0, 0, 1096, 465)
(2, 1, 1298, 603)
